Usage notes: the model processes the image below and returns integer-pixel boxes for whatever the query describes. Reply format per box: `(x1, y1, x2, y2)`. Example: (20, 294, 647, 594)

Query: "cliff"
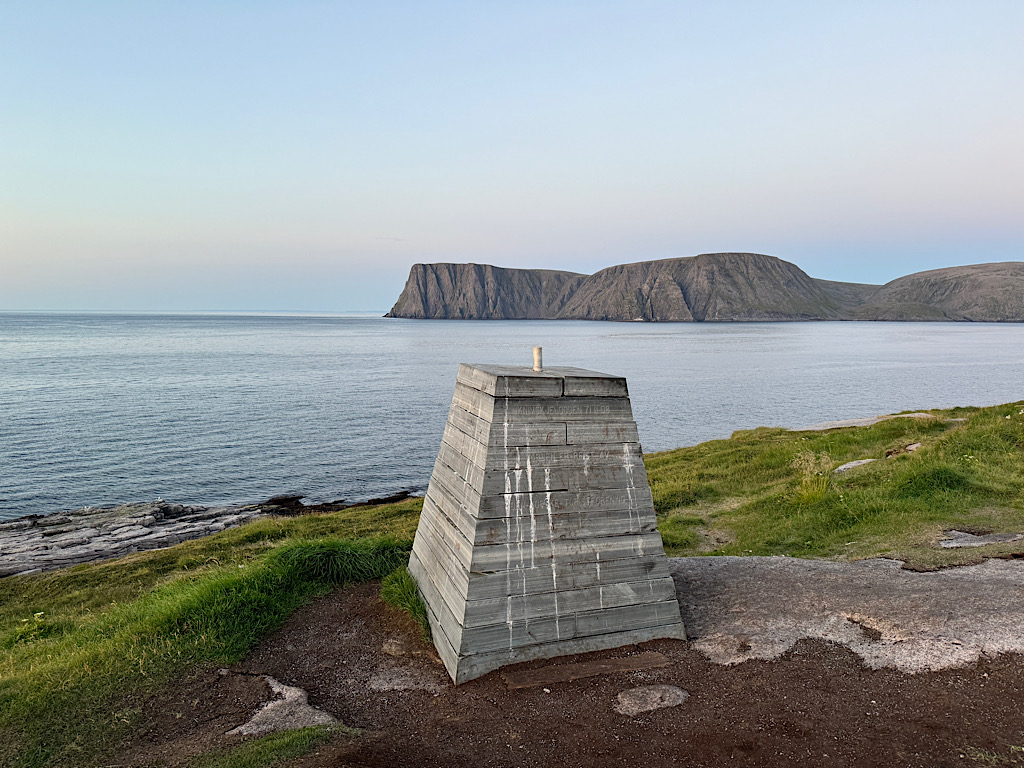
(384, 263, 585, 319)
(556, 253, 845, 321)
(386, 254, 1024, 322)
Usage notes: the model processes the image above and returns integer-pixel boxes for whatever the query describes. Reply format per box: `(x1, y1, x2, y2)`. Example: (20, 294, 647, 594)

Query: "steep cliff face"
(384, 263, 585, 319)
(385, 256, 1024, 322)
(679, 252, 841, 321)
(555, 253, 842, 321)
(555, 259, 695, 321)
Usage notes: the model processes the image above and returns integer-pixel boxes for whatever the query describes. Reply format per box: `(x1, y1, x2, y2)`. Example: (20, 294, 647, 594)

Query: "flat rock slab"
(501, 651, 671, 690)
(671, 556, 1024, 672)
(791, 412, 936, 432)
(941, 530, 1024, 548)
(614, 684, 689, 717)
(832, 458, 877, 474)
(226, 676, 335, 737)
(0, 501, 267, 577)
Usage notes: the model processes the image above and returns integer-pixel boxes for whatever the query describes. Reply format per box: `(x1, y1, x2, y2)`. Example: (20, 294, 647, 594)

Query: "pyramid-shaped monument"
(409, 358, 686, 683)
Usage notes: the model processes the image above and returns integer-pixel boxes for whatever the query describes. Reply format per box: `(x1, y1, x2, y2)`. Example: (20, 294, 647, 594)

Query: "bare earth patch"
(121, 559, 1024, 768)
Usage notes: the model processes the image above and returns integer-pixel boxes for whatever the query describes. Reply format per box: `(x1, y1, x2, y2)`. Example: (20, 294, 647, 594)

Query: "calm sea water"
(1, 313, 1022, 521)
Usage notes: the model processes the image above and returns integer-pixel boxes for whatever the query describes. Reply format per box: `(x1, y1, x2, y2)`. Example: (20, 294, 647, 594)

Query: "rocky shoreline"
(0, 491, 412, 578)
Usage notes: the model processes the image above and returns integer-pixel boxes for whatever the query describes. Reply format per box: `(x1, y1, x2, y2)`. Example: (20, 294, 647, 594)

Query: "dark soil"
(120, 667, 275, 765)
(124, 582, 1024, 768)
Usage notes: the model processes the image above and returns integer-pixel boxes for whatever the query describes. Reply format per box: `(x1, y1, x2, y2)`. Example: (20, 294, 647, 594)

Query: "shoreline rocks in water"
(0, 490, 414, 578)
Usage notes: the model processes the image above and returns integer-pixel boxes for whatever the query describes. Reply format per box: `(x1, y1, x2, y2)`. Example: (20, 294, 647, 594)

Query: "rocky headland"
(0, 501, 267, 578)
(0, 492, 410, 578)
(386, 253, 1024, 322)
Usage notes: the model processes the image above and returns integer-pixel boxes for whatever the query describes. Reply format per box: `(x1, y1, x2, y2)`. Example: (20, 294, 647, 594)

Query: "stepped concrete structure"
(409, 358, 686, 684)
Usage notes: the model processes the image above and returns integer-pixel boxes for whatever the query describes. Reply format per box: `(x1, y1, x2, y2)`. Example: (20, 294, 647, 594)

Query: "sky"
(2, 2, 1022, 311)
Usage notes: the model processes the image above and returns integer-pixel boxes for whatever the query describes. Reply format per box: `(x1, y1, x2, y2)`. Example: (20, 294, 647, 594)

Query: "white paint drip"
(622, 443, 639, 534)
(544, 471, 560, 637)
(514, 460, 525, 558)
(526, 450, 536, 567)
(551, 561, 562, 638)
(503, 411, 513, 650)
(514, 447, 528, 636)
(504, 514, 513, 649)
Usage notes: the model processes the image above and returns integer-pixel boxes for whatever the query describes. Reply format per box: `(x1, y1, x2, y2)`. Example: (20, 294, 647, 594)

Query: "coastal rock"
(0, 501, 267, 577)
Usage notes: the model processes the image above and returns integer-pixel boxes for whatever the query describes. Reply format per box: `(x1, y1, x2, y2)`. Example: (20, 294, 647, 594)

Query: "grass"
(3, 401, 1024, 767)
(187, 724, 349, 768)
(0, 496, 422, 636)
(0, 500, 419, 768)
(646, 401, 1024, 568)
(380, 565, 432, 642)
(961, 742, 1024, 765)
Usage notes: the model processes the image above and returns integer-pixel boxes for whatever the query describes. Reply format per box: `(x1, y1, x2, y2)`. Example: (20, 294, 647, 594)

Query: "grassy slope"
(2, 403, 1023, 767)
(0, 499, 422, 768)
(647, 401, 1024, 568)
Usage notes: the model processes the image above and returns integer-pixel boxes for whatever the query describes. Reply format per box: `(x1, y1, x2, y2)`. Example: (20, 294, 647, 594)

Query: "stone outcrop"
(0, 501, 266, 577)
(386, 255, 1024, 322)
(0, 494, 416, 578)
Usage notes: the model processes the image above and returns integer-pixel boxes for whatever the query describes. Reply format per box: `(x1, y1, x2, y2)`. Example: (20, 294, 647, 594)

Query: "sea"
(1, 313, 1022, 522)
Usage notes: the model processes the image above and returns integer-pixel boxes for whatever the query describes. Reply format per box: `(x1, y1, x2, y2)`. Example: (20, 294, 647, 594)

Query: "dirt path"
(124, 559, 1024, 768)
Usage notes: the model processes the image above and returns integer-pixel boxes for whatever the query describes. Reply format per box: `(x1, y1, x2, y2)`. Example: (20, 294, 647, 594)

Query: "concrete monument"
(409, 350, 685, 683)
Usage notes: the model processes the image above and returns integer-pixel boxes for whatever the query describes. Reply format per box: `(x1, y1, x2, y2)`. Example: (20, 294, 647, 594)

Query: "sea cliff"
(386, 253, 1024, 322)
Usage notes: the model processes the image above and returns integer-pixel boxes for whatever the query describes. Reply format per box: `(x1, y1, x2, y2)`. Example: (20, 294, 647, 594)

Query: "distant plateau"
(386, 253, 1024, 322)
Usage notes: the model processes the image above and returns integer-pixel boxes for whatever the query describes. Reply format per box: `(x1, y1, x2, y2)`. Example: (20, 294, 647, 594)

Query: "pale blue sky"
(2, 2, 1022, 310)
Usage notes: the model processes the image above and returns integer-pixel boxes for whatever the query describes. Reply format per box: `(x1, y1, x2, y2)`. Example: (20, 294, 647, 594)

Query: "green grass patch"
(187, 724, 349, 768)
(380, 566, 432, 642)
(0, 497, 423, 636)
(960, 742, 1024, 766)
(645, 402, 1024, 565)
(0, 501, 416, 768)
(658, 513, 705, 550)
